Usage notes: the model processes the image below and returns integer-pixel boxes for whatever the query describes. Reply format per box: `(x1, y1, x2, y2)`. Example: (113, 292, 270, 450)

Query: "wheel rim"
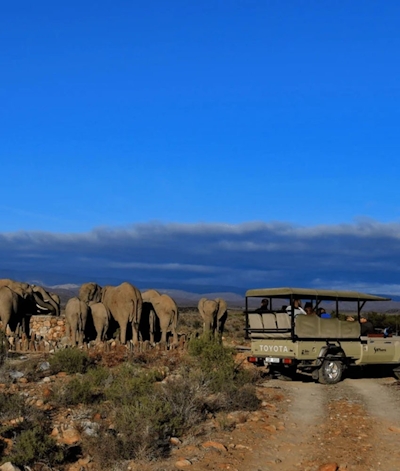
(325, 361, 340, 380)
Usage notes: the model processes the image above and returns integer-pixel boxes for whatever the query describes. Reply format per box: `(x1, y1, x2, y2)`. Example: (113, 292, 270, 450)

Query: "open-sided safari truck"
(245, 287, 400, 384)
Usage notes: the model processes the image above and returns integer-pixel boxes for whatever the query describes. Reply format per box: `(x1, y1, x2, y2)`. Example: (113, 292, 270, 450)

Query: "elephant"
(0, 279, 31, 298)
(101, 282, 142, 345)
(141, 289, 179, 345)
(79, 282, 103, 305)
(31, 285, 60, 316)
(0, 286, 27, 335)
(197, 297, 228, 339)
(65, 297, 89, 346)
(50, 293, 61, 308)
(0, 281, 59, 336)
(88, 302, 109, 343)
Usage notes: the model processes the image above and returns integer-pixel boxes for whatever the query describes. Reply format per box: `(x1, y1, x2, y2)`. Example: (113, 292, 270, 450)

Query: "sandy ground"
(143, 369, 400, 471)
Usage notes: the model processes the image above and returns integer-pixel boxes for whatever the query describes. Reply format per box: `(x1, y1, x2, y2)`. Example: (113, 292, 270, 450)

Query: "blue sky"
(1, 1, 400, 294)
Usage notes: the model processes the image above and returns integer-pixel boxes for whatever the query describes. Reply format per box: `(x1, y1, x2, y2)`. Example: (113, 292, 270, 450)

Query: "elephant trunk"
(33, 292, 57, 316)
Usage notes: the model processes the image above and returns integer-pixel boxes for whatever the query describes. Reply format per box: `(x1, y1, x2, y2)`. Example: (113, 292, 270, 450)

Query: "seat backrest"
(262, 313, 278, 330)
(275, 312, 292, 330)
(248, 313, 269, 338)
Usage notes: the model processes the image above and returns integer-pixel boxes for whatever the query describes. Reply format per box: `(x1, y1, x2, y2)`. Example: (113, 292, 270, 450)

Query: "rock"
(202, 441, 227, 452)
(170, 437, 182, 446)
(264, 424, 277, 433)
(61, 427, 81, 445)
(318, 464, 339, 471)
(175, 459, 192, 468)
(0, 463, 22, 471)
(8, 371, 23, 380)
(389, 426, 400, 433)
(39, 361, 50, 371)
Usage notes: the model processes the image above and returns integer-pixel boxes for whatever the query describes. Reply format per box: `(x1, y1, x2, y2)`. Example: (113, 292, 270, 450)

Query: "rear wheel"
(393, 366, 400, 380)
(318, 355, 344, 384)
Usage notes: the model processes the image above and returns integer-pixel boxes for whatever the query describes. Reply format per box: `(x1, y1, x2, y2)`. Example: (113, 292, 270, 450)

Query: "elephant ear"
(198, 297, 207, 315)
(215, 298, 228, 319)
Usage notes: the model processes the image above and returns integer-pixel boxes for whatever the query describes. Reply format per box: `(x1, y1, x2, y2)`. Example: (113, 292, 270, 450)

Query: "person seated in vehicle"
(317, 307, 331, 319)
(304, 302, 316, 316)
(255, 298, 269, 313)
(360, 313, 375, 335)
(286, 299, 306, 317)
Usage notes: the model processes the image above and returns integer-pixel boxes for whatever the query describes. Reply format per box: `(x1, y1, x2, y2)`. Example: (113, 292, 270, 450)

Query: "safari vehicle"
(245, 287, 400, 384)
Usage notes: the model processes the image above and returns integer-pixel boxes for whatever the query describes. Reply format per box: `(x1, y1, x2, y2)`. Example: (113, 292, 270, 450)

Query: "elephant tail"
(129, 297, 142, 324)
(168, 305, 179, 330)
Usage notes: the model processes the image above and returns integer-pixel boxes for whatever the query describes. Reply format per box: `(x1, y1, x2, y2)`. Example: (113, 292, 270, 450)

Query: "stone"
(0, 463, 22, 471)
(264, 424, 277, 433)
(202, 441, 227, 452)
(389, 426, 400, 433)
(175, 459, 192, 468)
(318, 464, 339, 471)
(170, 437, 182, 446)
(61, 427, 81, 445)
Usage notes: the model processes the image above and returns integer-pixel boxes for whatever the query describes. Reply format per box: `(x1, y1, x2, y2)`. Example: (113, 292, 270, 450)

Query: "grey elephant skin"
(79, 282, 102, 305)
(0, 279, 61, 336)
(141, 289, 179, 344)
(78, 282, 142, 345)
(0, 286, 27, 335)
(65, 297, 89, 346)
(101, 282, 142, 345)
(89, 302, 109, 343)
(197, 297, 228, 339)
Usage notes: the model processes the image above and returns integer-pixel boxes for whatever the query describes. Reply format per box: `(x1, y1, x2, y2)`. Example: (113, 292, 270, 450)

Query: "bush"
(7, 426, 64, 466)
(188, 336, 237, 393)
(104, 363, 163, 406)
(53, 366, 109, 406)
(187, 336, 260, 411)
(49, 348, 91, 374)
(0, 392, 25, 423)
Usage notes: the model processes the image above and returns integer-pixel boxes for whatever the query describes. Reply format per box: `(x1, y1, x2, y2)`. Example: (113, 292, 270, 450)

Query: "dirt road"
(245, 374, 400, 471)
(152, 372, 400, 471)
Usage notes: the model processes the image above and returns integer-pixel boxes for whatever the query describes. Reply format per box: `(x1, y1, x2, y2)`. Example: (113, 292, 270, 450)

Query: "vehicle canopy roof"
(245, 287, 390, 302)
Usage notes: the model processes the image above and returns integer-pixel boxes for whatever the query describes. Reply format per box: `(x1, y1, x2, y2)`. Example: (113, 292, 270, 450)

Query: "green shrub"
(53, 366, 109, 406)
(104, 363, 163, 406)
(7, 426, 64, 466)
(49, 348, 90, 374)
(188, 336, 237, 393)
(0, 392, 25, 422)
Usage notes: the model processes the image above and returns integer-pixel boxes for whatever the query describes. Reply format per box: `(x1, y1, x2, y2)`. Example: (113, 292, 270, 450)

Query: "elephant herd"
(0, 278, 229, 347)
(0, 279, 61, 336)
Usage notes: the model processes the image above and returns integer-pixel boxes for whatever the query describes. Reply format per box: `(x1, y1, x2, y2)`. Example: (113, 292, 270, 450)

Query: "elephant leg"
(149, 310, 155, 344)
(120, 322, 127, 344)
(131, 322, 139, 345)
(159, 316, 170, 344)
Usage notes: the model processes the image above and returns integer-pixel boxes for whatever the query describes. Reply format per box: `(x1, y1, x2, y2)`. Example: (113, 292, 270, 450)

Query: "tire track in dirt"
(246, 379, 327, 470)
(251, 376, 400, 471)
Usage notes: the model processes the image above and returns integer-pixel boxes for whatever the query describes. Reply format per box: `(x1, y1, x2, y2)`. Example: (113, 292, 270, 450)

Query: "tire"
(318, 355, 344, 384)
(393, 366, 400, 380)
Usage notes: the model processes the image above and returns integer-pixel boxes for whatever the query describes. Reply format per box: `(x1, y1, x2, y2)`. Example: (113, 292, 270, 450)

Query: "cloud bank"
(1, 220, 400, 295)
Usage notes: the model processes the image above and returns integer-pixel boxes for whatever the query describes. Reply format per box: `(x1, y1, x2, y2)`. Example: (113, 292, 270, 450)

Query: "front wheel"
(318, 356, 344, 384)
